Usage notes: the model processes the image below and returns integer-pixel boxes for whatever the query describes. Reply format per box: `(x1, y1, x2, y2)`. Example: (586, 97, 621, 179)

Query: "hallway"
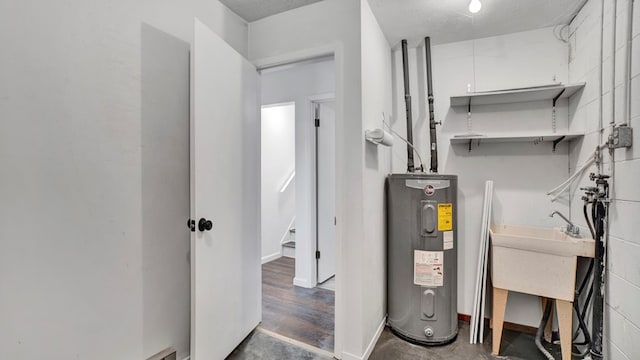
(261, 257, 335, 352)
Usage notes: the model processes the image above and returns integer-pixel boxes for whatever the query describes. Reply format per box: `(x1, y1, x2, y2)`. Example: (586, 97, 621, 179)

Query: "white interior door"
(190, 19, 260, 360)
(316, 101, 336, 283)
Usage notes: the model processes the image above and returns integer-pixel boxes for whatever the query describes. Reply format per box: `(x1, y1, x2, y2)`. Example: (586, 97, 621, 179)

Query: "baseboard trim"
(363, 317, 386, 359)
(261, 252, 281, 264)
(342, 316, 386, 360)
(458, 313, 538, 335)
(146, 347, 177, 360)
(293, 276, 314, 289)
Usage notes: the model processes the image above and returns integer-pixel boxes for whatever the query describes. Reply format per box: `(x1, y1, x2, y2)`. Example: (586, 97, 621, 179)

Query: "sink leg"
(540, 297, 553, 342)
(556, 299, 573, 360)
(492, 288, 509, 356)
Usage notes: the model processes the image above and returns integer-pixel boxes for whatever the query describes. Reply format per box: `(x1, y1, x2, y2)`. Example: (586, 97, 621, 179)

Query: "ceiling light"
(468, 0, 482, 13)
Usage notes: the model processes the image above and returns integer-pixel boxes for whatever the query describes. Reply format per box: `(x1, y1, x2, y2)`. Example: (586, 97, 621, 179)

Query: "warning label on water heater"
(414, 250, 444, 287)
(443, 231, 454, 250)
(438, 203, 453, 231)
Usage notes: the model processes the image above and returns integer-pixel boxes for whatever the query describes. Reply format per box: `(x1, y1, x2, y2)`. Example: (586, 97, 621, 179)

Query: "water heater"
(387, 173, 458, 344)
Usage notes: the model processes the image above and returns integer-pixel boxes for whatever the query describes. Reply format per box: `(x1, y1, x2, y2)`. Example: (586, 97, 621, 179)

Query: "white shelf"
(450, 83, 586, 107)
(450, 132, 584, 145)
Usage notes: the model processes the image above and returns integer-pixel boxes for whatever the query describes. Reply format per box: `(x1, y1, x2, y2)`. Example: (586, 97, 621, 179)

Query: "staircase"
(282, 227, 295, 258)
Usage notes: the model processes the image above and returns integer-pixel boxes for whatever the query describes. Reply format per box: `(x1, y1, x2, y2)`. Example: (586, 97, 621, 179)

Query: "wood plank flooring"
(261, 257, 334, 352)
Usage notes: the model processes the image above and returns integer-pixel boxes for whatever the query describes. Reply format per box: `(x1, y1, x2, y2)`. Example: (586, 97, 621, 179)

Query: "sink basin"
(490, 224, 595, 301)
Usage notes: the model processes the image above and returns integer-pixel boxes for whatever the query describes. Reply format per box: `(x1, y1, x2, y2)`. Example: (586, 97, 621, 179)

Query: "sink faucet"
(549, 211, 580, 237)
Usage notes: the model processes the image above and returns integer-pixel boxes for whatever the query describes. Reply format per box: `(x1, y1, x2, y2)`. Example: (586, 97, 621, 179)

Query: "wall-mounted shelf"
(450, 132, 584, 152)
(450, 83, 585, 107)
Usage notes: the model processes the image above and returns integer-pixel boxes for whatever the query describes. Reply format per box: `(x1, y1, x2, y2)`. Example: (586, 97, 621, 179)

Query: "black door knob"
(198, 218, 213, 232)
(187, 218, 195, 232)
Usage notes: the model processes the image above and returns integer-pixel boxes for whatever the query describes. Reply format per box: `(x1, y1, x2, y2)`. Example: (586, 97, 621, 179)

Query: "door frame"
(309, 95, 335, 286)
(253, 45, 344, 358)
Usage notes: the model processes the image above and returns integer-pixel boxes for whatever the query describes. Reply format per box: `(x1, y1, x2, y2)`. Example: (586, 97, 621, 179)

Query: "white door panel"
(191, 18, 260, 360)
(317, 101, 336, 283)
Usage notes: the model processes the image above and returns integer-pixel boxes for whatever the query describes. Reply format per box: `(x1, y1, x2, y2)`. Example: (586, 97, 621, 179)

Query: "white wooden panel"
(317, 101, 336, 283)
(450, 132, 584, 144)
(450, 83, 585, 107)
(191, 18, 260, 360)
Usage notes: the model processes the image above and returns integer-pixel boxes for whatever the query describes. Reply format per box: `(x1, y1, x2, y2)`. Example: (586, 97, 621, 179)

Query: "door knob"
(198, 218, 213, 232)
(187, 218, 195, 232)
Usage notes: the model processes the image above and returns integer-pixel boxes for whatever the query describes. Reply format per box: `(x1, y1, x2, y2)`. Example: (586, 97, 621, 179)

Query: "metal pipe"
(401, 39, 415, 173)
(609, 0, 617, 129)
(598, 0, 605, 174)
(625, 0, 635, 127)
(424, 37, 438, 173)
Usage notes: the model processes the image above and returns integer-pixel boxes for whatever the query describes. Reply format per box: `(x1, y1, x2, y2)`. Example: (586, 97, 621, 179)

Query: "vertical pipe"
(424, 37, 438, 173)
(401, 39, 415, 172)
(609, 0, 617, 129)
(626, 0, 635, 127)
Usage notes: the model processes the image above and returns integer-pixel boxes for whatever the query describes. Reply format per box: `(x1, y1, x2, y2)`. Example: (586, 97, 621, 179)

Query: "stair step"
(283, 245, 295, 258)
(282, 240, 296, 248)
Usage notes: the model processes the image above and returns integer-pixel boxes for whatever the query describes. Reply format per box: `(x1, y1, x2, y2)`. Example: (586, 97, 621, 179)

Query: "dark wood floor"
(261, 257, 335, 352)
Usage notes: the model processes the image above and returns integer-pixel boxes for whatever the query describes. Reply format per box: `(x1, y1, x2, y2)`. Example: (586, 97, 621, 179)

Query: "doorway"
(190, 20, 347, 359)
(258, 57, 337, 355)
(314, 99, 336, 288)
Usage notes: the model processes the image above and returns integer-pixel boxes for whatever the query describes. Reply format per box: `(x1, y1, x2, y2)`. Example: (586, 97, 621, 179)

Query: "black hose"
(536, 299, 555, 360)
(590, 199, 606, 360)
(577, 260, 594, 297)
(571, 201, 596, 351)
(572, 299, 592, 356)
(582, 282, 593, 320)
(584, 201, 596, 238)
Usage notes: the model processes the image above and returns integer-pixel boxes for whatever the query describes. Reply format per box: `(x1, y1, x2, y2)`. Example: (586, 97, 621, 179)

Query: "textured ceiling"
(219, 0, 586, 46)
(369, 0, 587, 46)
(219, 0, 324, 22)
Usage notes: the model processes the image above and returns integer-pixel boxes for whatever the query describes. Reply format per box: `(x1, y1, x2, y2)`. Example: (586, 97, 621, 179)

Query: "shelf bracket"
(551, 89, 565, 133)
(552, 136, 566, 152)
(467, 103, 472, 134)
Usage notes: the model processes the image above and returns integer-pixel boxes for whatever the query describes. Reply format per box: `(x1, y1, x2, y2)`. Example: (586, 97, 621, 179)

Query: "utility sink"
(490, 224, 595, 301)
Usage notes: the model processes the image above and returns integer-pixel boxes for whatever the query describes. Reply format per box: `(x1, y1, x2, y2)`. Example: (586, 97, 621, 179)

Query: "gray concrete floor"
(227, 330, 332, 360)
(370, 321, 564, 360)
(228, 321, 566, 359)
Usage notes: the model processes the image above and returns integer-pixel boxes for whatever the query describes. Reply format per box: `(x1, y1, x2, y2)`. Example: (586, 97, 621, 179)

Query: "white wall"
(0, 1, 247, 359)
(250, 0, 366, 357)
(360, 0, 393, 352)
(390, 27, 572, 328)
(260, 59, 335, 285)
(568, 0, 640, 358)
(261, 103, 296, 262)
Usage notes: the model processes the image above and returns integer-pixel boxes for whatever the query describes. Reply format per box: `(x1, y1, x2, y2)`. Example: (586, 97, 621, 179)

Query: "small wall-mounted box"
(609, 124, 633, 149)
